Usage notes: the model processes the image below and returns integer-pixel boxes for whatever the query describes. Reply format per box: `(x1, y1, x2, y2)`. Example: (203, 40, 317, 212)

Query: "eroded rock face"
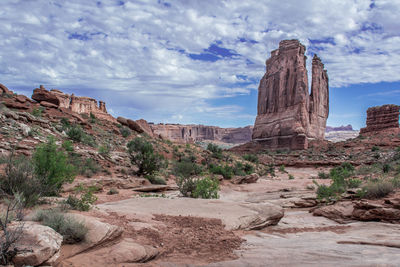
(360, 104, 400, 134)
(151, 124, 253, 144)
(252, 40, 329, 150)
(31, 86, 115, 122)
(0, 83, 11, 94)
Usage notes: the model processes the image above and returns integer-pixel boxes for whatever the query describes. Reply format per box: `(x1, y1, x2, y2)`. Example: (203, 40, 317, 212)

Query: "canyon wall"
(150, 124, 253, 144)
(360, 104, 400, 134)
(252, 40, 329, 150)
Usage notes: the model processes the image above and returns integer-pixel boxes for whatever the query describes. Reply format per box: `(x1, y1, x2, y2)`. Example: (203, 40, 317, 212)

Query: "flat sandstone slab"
(97, 197, 284, 230)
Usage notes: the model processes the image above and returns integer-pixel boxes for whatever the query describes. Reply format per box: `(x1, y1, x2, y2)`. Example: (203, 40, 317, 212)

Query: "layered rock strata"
(360, 104, 400, 134)
(252, 40, 329, 150)
(150, 124, 253, 144)
(31, 86, 115, 122)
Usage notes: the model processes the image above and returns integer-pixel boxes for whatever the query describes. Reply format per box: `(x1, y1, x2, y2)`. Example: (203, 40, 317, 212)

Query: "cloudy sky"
(1, 0, 399, 129)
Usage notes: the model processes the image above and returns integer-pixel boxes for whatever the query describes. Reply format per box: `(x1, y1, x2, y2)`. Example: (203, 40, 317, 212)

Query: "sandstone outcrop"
(326, 125, 354, 132)
(252, 40, 329, 150)
(360, 104, 400, 134)
(31, 86, 116, 122)
(12, 222, 63, 267)
(151, 124, 253, 144)
(0, 83, 11, 94)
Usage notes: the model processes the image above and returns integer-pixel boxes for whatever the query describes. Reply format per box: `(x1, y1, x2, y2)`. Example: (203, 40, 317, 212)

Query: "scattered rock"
(40, 101, 58, 108)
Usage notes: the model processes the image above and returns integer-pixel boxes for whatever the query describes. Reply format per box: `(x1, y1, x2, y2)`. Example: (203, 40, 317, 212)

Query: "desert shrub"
(347, 178, 362, 188)
(266, 164, 275, 177)
(363, 180, 394, 199)
(62, 140, 74, 152)
(60, 117, 70, 128)
(145, 174, 167, 185)
(0, 154, 41, 207)
(67, 125, 84, 142)
(209, 164, 233, 179)
(382, 163, 391, 173)
(107, 188, 119, 195)
(65, 185, 98, 211)
(120, 127, 131, 138)
(31, 107, 45, 117)
(89, 112, 97, 124)
(233, 162, 246, 176)
(279, 165, 286, 173)
(177, 176, 197, 197)
(33, 209, 87, 244)
(127, 137, 165, 176)
(0, 193, 24, 265)
(192, 177, 219, 199)
(289, 174, 294, 180)
(207, 143, 223, 159)
(173, 160, 203, 178)
(371, 146, 380, 152)
(33, 138, 76, 196)
(243, 154, 259, 163)
(318, 171, 329, 179)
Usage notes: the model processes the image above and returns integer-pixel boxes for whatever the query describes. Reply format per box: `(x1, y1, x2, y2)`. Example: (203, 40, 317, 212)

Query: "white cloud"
(0, 0, 399, 126)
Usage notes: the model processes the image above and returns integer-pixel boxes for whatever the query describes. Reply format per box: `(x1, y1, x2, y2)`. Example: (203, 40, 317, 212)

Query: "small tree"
(33, 137, 76, 196)
(127, 137, 165, 176)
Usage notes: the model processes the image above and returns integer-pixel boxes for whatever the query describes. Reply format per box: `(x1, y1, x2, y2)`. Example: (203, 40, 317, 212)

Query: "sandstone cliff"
(32, 86, 115, 122)
(360, 104, 400, 134)
(150, 124, 253, 144)
(252, 40, 329, 150)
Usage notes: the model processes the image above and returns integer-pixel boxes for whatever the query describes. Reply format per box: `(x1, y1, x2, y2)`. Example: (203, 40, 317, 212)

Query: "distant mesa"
(360, 104, 400, 134)
(325, 125, 354, 132)
(32, 85, 115, 122)
(252, 39, 329, 150)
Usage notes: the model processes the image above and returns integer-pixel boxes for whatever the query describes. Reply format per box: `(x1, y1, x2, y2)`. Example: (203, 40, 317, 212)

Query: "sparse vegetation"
(192, 176, 219, 199)
(33, 209, 87, 244)
(173, 160, 203, 178)
(31, 106, 45, 117)
(288, 174, 294, 180)
(120, 127, 131, 138)
(243, 154, 258, 163)
(107, 188, 119, 195)
(363, 179, 394, 199)
(207, 143, 223, 159)
(145, 174, 167, 185)
(65, 185, 98, 211)
(209, 164, 233, 179)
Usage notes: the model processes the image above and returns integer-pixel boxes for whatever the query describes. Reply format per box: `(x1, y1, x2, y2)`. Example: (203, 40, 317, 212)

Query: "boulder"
(2, 98, 30, 110)
(32, 87, 60, 106)
(117, 116, 128, 126)
(252, 40, 329, 150)
(12, 222, 63, 267)
(135, 119, 154, 137)
(15, 95, 30, 103)
(231, 173, 260, 184)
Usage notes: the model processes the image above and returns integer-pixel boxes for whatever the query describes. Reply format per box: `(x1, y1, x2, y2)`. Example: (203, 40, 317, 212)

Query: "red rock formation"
(150, 124, 253, 144)
(360, 104, 400, 134)
(31, 86, 115, 122)
(0, 83, 10, 94)
(252, 40, 329, 150)
(32, 87, 60, 106)
(326, 125, 354, 132)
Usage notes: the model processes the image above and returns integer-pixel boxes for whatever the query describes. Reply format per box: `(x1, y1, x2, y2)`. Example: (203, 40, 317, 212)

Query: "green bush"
(363, 180, 394, 199)
(209, 164, 233, 179)
(243, 154, 259, 163)
(33, 209, 87, 244)
(207, 143, 223, 159)
(33, 138, 76, 196)
(318, 171, 329, 179)
(173, 160, 203, 178)
(66, 185, 98, 211)
(371, 146, 380, 152)
(127, 137, 165, 176)
(120, 127, 131, 138)
(382, 164, 391, 173)
(67, 125, 84, 142)
(347, 178, 362, 188)
(62, 140, 74, 152)
(31, 107, 45, 117)
(279, 165, 286, 173)
(89, 112, 97, 124)
(192, 177, 219, 199)
(288, 174, 294, 180)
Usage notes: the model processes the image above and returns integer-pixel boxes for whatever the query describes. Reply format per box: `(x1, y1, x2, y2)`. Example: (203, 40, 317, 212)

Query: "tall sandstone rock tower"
(252, 40, 329, 150)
